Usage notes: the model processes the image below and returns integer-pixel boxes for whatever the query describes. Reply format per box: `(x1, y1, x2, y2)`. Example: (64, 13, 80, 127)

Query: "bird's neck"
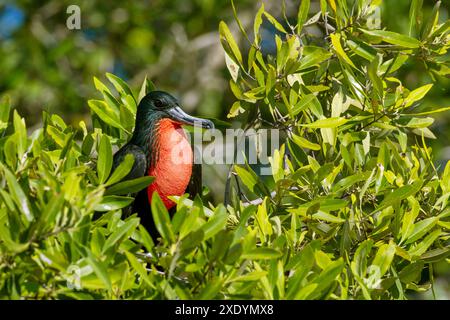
(130, 116, 161, 167)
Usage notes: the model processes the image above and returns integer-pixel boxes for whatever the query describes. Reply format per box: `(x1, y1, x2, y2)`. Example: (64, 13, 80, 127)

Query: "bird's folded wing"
(187, 145, 202, 199)
(112, 144, 148, 181)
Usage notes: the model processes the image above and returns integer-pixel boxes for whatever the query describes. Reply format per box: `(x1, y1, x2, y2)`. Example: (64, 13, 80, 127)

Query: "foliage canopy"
(0, 0, 449, 299)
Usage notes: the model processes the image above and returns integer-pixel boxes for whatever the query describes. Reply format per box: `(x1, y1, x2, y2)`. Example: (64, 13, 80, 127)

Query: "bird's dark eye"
(154, 99, 164, 108)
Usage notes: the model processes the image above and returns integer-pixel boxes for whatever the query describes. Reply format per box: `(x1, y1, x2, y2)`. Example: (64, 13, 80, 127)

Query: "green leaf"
(291, 94, 322, 116)
(219, 21, 243, 65)
(125, 251, 154, 288)
(347, 39, 376, 61)
(13, 110, 27, 158)
(263, 12, 287, 33)
(105, 154, 135, 186)
(360, 29, 422, 48)
(151, 192, 175, 243)
(102, 218, 140, 253)
(235, 165, 260, 195)
(122, 94, 137, 115)
(372, 242, 396, 277)
(400, 197, 420, 244)
(312, 211, 345, 223)
(297, 0, 310, 34)
(197, 277, 224, 300)
(420, 247, 450, 263)
(351, 240, 374, 277)
(399, 262, 424, 283)
(94, 196, 134, 211)
(97, 135, 113, 184)
(83, 248, 112, 291)
(137, 225, 155, 252)
(310, 258, 345, 298)
(254, 4, 265, 46)
(138, 75, 156, 103)
(3, 166, 33, 222)
(331, 89, 346, 117)
(93, 76, 112, 94)
(242, 248, 283, 260)
(369, 54, 383, 99)
(378, 180, 423, 211)
(411, 127, 436, 139)
(102, 89, 121, 114)
(225, 51, 240, 82)
(286, 245, 315, 299)
(38, 193, 65, 229)
(295, 283, 318, 299)
(201, 205, 227, 240)
(403, 84, 433, 108)
(231, 271, 268, 282)
(405, 117, 434, 128)
(408, 229, 441, 257)
(298, 46, 332, 70)
(421, 1, 440, 39)
(0, 95, 11, 125)
(405, 217, 438, 244)
(88, 100, 127, 132)
(442, 161, 450, 193)
(330, 33, 356, 69)
(231, 0, 250, 46)
(409, 0, 423, 36)
(105, 176, 154, 196)
(403, 106, 450, 116)
(301, 117, 348, 128)
(227, 101, 245, 118)
(106, 73, 134, 99)
(225, 243, 243, 265)
(291, 134, 321, 151)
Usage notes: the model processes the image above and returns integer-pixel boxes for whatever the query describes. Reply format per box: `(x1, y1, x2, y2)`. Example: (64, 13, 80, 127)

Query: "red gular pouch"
(147, 119, 193, 209)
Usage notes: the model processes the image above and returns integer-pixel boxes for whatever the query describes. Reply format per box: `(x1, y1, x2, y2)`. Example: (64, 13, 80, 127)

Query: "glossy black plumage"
(109, 91, 213, 240)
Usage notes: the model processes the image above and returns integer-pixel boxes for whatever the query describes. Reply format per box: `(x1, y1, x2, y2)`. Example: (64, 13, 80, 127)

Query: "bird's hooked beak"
(166, 106, 214, 129)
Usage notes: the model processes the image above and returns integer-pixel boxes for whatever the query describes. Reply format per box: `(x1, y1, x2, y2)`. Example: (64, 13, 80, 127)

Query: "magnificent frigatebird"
(112, 91, 214, 238)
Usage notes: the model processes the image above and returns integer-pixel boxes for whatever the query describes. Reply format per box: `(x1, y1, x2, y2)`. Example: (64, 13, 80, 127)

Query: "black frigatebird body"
(112, 91, 213, 238)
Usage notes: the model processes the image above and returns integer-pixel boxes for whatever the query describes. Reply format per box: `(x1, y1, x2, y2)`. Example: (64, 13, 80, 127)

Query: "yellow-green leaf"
(330, 33, 356, 69)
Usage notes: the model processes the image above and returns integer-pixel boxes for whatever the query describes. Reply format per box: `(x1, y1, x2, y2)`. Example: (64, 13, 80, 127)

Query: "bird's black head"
(137, 91, 214, 129)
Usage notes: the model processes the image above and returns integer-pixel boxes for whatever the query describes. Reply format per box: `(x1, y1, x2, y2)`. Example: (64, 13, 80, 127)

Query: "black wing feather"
(187, 145, 203, 198)
(112, 144, 147, 181)
(111, 143, 159, 237)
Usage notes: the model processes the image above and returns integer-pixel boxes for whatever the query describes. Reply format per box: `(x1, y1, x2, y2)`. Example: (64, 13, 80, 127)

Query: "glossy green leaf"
(297, 0, 310, 34)
(378, 180, 423, 211)
(151, 192, 175, 243)
(360, 29, 422, 48)
(330, 33, 356, 69)
(242, 248, 283, 260)
(105, 176, 154, 196)
(372, 242, 396, 277)
(301, 117, 348, 128)
(291, 134, 321, 151)
(97, 134, 113, 184)
(102, 218, 140, 253)
(298, 46, 332, 70)
(106, 72, 134, 98)
(105, 154, 135, 186)
(403, 84, 433, 108)
(88, 100, 127, 131)
(263, 11, 287, 33)
(219, 21, 243, 65)
(201, 205, 227, 240)
(94, 195, 134, 212)
(3, 166, 33, 222)
(405, 217, 438, 244)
